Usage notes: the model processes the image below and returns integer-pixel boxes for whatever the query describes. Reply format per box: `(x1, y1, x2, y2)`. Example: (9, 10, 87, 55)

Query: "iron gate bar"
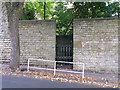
(56, 45, 73, 60)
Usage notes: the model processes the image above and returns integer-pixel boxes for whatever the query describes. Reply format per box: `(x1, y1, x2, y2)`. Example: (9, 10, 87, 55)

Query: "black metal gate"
(56, 45, 73, 62)
(56, 35, 73, 68)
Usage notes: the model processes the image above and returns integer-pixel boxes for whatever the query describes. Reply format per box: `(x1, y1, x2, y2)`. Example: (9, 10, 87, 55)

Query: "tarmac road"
(1, 75, 103, 88)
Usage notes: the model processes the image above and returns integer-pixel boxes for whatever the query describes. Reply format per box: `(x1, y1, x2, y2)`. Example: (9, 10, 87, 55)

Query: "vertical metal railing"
(82, 63, 85, 82)
(53, 61, 56, 76)
(27, 59, 30, 71)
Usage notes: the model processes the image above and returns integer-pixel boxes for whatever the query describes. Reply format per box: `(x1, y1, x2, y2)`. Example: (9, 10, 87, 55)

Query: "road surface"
(2, 75, 103, 88)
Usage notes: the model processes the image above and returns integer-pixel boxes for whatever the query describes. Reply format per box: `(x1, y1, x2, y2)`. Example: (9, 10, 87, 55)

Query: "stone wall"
(73, 18, 118, 74)
(0, 19, 56, 68)
(19, 20, 56, 68)
(0, 2, 10, 62)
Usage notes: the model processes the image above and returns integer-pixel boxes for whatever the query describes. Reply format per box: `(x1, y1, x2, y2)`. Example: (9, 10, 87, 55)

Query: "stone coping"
(74, 17, 119, 21)
(19, 19, 55, 22)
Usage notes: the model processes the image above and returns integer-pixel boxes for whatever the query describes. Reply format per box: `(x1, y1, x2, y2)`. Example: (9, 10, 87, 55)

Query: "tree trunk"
(6, 2, 23, 71)
(9, 11, 20, 71)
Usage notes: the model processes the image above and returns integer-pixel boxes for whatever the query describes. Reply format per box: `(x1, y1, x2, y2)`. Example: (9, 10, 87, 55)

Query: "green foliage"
(22, 2, 55, 20)
(108, 2, 120, 17)
(53, 2, 74, 35)
(22, 2, 36, 20)
(74, 2, 119, 18)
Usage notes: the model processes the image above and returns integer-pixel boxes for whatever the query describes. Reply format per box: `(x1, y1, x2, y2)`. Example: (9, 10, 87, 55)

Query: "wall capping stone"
(74, 17, 119, 21)
(19, 19, 56, 22)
